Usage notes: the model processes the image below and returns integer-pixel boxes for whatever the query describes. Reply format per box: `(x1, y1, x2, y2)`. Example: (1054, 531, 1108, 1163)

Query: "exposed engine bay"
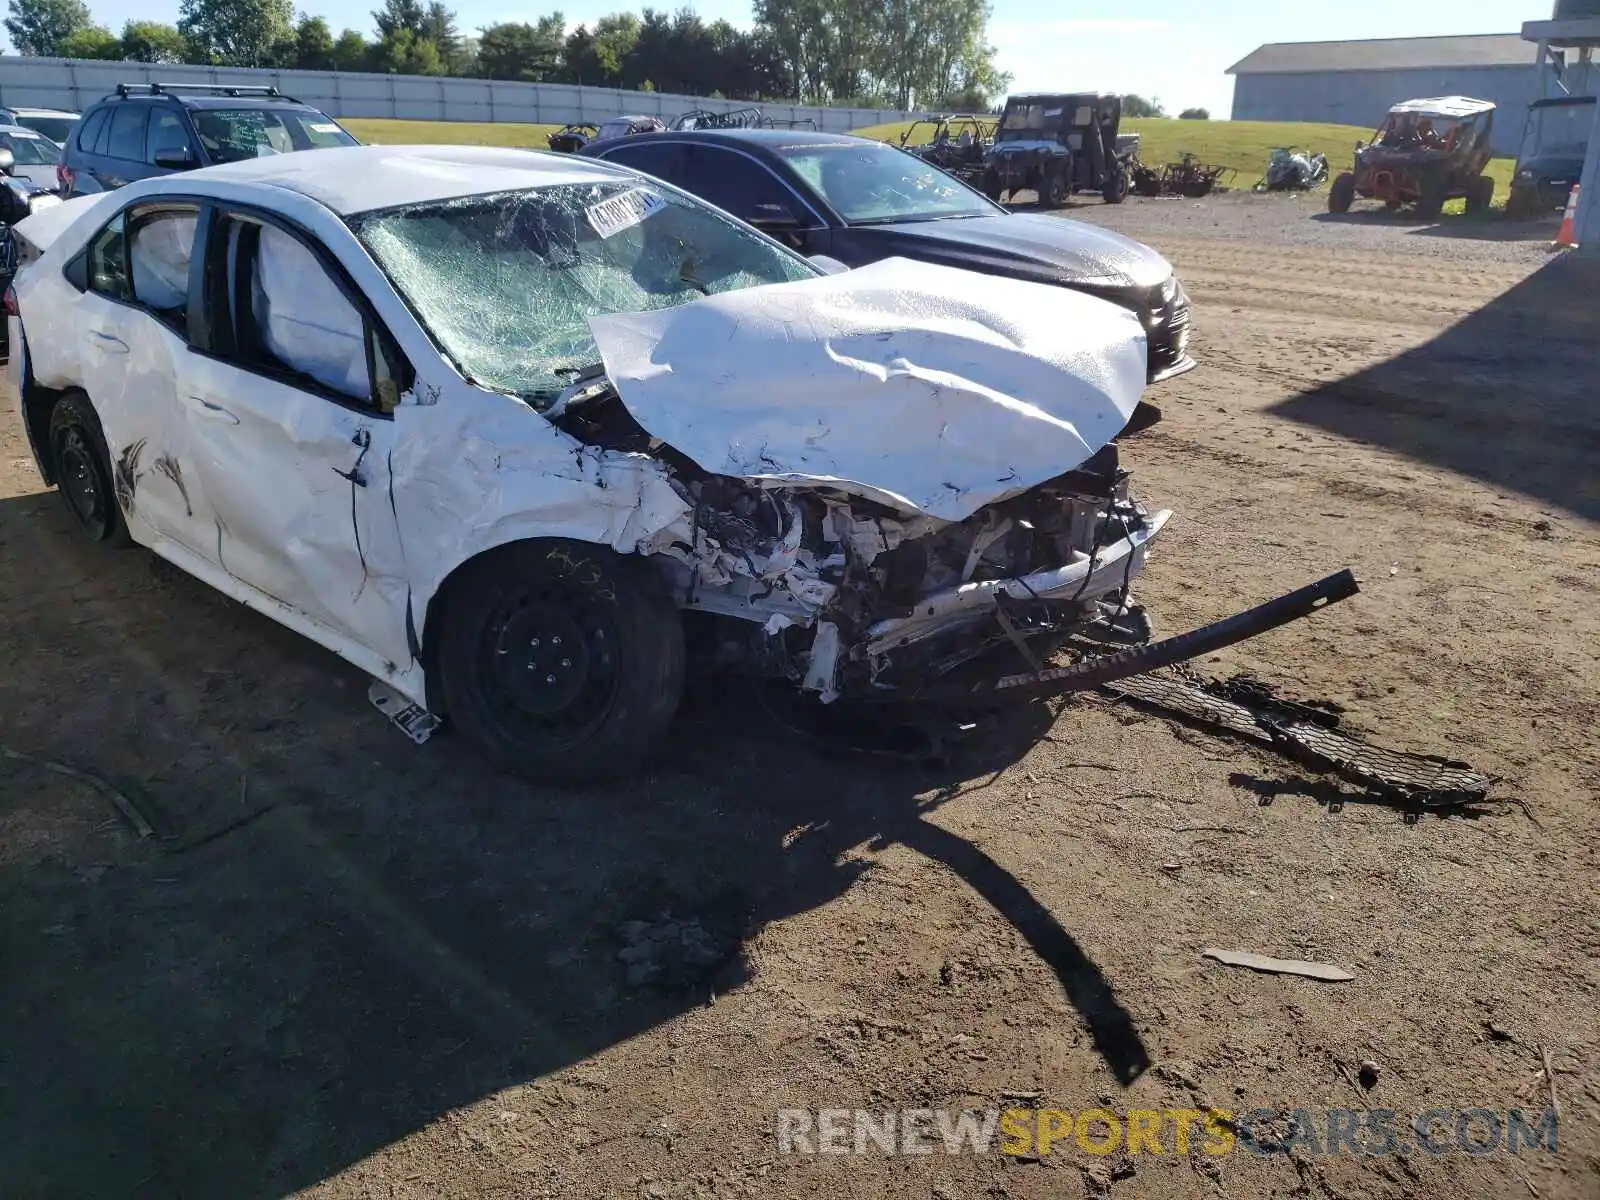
(550, 379, 1166, 702)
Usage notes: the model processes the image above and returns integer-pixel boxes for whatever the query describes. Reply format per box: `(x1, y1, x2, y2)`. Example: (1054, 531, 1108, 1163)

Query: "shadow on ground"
(1312, 208, 1563, 243)
(1270, 254, 1600, 520)
(0, 490, 1148, 1198)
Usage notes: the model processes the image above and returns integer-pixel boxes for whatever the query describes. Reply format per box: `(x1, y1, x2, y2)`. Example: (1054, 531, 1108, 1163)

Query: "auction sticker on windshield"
(587, 187, 666, 239)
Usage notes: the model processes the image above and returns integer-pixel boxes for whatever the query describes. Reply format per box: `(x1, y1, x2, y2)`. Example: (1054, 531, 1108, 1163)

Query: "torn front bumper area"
(649, 442, 1172, 704)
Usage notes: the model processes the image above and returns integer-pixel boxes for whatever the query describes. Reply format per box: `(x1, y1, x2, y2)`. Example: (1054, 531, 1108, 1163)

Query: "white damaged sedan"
(6, 145, 1172, 781)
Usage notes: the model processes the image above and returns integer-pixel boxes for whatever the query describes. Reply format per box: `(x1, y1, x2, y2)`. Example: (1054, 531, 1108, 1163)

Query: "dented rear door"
(73, 200, 215, 556)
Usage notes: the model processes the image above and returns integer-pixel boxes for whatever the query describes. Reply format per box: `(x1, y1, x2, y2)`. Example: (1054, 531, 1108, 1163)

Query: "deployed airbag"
(587, 258, 1147, 522)
(129, 213, 196, 311)
(253, 224, 369, 399)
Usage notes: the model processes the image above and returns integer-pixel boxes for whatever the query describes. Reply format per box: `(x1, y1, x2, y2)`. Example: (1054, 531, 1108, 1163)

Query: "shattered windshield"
(779, 142, 997, 223)
(1528, 103, 1594, 158)
(352, 182, 819, 398)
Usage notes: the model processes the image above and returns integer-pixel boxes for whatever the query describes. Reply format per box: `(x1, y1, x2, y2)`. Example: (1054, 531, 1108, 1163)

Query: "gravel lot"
(1064, 186, 1564, 266)
(2, 191, 1596, 1200)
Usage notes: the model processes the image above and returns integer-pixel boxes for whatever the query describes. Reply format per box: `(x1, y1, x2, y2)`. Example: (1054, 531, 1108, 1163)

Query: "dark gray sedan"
(582, 129, 1194, 383)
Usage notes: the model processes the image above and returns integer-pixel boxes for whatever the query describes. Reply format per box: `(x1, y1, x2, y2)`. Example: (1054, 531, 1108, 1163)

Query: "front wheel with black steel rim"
(48, 390, 129, 545)
(434, 540, 685, 783)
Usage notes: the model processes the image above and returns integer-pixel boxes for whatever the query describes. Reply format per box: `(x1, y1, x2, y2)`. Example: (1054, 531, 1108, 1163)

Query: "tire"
(433, 539, 685, 783)
(1505, 185, 1535, 220)
(1102, 167, 1128, 205)
(981, 171, 1003, 202)
(1040, 169, 1067, 208)
(48, 390, 130, 546)
(1415, 177, 1446, 219)
(1465, 175, 1494, 216)
(1328, 173, 1356, 214)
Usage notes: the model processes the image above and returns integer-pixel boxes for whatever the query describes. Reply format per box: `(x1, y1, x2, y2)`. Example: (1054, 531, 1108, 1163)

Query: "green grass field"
(339, 117, 563, 147)
(341, 114, 1516, 206)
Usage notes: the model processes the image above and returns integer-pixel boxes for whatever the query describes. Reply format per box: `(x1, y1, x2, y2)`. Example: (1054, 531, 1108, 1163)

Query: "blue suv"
(61, 82, 358, 196)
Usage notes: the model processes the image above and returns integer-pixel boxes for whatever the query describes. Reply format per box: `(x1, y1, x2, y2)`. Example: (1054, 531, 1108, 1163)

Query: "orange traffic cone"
(1553, 184, 1580, 249)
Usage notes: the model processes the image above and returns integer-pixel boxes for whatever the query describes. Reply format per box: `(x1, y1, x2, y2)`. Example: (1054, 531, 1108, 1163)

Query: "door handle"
(190, 396, 239, 424)
(89, 330, 128, 354)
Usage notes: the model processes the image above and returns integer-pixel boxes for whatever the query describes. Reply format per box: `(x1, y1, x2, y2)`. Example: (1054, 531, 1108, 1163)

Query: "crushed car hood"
(586, 257, 1147, 523)
(837, 213, 1172, 290)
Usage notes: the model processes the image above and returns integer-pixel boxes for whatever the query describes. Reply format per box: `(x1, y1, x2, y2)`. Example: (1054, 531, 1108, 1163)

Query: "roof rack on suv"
(112, 83, 300, 102)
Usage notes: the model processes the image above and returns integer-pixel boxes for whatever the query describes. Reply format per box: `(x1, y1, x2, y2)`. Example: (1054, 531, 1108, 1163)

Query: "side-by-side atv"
(899, 114, 996, 184)
(1329, 96, 1496, 218)
(982, 93, 1130, 207)
(1507, 96, 1595, 217)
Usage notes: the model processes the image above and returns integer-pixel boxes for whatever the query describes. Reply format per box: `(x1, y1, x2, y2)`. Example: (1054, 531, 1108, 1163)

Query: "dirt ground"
(2, 193, 1597, 1200)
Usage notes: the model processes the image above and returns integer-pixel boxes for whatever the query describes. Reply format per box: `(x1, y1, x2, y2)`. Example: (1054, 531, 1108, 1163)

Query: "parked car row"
(3, 84, 1207, 781)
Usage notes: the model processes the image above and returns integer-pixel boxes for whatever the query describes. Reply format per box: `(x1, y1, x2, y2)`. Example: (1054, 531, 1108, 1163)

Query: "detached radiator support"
(912, 569, 1361, 705)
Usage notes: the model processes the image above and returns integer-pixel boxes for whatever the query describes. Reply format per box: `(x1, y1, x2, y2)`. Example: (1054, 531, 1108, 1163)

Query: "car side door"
(179, 204, 415, 668)
(96, 104, 152, 190)
(671, 145, 829, 250)
(65, 199, 214, 554)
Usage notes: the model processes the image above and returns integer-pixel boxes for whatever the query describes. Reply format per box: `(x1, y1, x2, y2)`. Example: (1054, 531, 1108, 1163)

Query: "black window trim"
(598, 137, 830, 231)
(191, 198, 414, 420)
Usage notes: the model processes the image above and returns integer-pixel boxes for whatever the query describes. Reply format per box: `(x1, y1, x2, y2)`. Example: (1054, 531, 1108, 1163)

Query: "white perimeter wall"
(0, 55, 911, 133)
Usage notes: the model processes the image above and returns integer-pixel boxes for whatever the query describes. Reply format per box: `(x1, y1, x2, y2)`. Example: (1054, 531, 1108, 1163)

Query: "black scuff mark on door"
(386, 444, 421, 666)
(152, 452, 192, 517)
(113, 438, 147, 512)
(214, 515, 230, 574)
(335, 429, 373, 604)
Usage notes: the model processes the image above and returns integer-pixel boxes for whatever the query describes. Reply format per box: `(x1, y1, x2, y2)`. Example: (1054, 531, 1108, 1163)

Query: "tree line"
(2, 0, 1008, 108)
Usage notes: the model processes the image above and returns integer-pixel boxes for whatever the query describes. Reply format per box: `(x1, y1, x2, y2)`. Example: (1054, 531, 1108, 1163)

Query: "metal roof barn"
(1228, 34, 1541, 155)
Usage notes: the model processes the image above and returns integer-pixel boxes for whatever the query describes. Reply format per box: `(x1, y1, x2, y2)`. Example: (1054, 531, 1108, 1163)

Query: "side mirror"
(808, 254, 850, 276)
(0, 148, 14, 175)
(153, 147, 198, 170)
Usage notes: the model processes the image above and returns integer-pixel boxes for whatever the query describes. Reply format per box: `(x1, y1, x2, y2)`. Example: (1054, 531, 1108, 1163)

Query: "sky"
(72, 0, 1542, 116)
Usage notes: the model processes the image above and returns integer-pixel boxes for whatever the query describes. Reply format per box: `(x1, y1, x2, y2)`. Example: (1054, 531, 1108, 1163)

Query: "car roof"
(141, 144, 630, 215)
(8, 106, 77, 116)
(1006, 92, 1115, 102)
(602, 128, 872, 150)
(1387, 96, 1495, 119)
(0, 123, 54, 136)
(98, 92, 326, 111)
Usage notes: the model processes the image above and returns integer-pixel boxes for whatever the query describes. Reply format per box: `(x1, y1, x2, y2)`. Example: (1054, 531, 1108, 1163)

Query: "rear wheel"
(1102, 167, 1128, 205)
(1328, 173, 1356, 213)
(1040, 169, 1067, 208)
(434, 539, 685, 783)
(1505, 184, 1535, 219)
(1415, 176, 1446, 219)
(48, 391, 129, 546)
(1465, 175, 1495, 216)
